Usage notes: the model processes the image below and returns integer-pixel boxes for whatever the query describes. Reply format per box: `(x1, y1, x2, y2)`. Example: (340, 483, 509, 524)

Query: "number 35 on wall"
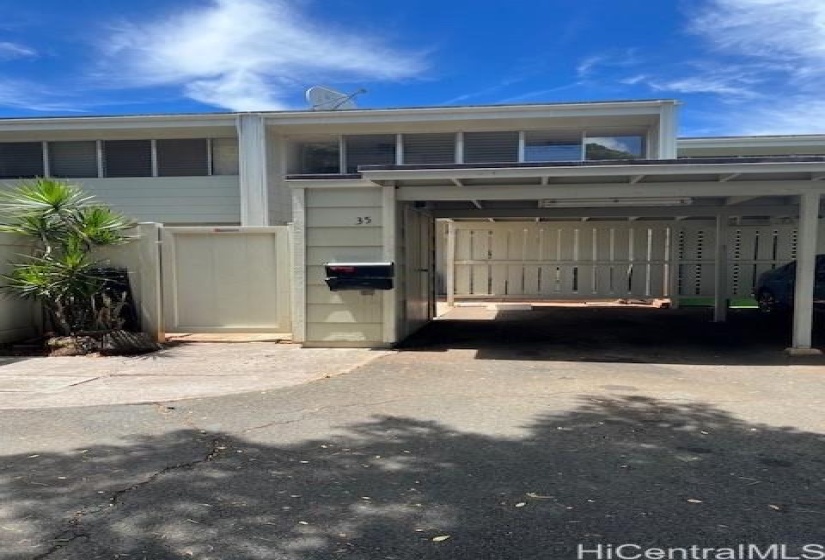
(355, 217, 372, 225)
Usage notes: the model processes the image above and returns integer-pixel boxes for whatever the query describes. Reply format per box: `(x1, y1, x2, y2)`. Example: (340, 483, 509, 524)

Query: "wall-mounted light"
(538, 197, 693, 208)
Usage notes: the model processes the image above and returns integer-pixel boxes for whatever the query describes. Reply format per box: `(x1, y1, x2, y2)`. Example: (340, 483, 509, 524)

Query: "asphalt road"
(2, 333, 824, 559)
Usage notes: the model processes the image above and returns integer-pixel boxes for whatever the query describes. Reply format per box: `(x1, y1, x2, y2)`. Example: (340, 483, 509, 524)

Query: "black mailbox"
(325, 262, 394, 291)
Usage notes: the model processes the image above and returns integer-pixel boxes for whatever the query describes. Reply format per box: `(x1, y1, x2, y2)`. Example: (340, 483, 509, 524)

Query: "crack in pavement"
(31, 435, 229, 560)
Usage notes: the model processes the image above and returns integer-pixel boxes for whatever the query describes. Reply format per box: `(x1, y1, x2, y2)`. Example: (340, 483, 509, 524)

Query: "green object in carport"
(677, 297, 758, 309)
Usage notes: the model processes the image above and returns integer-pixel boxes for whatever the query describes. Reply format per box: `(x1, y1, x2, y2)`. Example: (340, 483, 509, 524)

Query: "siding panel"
(3, 177, 241, 224)
(304, 187, 386, 345)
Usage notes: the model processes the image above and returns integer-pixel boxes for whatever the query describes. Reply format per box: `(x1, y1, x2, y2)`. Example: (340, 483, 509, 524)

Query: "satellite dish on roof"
(306, 86, 365, 111)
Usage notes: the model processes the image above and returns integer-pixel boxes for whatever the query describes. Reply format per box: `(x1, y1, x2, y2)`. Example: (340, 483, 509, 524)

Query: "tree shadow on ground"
(400, 307, 825, 365)
(2, 396, 824, 559)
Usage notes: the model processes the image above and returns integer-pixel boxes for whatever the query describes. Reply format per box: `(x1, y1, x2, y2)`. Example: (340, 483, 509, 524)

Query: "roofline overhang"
(0, 99, 678, 131)
(358, 159, 825, 182)
(0, 113, 239, 133)
(678, 135, 825, 148)
(263, 100, 677, 127)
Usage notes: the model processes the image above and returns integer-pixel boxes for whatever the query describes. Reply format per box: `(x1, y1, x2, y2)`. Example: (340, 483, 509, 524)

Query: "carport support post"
(789, 191, 822, 354)
(713, 215, 729, 322)
(382, 186, 398, 344)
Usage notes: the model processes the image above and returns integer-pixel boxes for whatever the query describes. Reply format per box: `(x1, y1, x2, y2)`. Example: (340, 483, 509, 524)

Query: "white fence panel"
(725, 224, 799, 298)
(450, 222, 673, 299)
(94, 223, 163, 340)
(0, 233, 38, 343)
(446, 220, 823, 301)
(162, 226, 291, 333)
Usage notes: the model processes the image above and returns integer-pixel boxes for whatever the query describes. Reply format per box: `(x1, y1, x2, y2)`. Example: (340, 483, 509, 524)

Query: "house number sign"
(355, 216, 373, 225)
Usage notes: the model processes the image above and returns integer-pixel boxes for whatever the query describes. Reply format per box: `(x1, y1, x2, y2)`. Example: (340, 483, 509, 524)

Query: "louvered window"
(103, 140, 152, 177)
(344, 134, 396, 173)
(211, 138, 239, 175)
(0, 142, 43, 178)
(464, 132, 519, 163)
(524, 131, 582, 162)
(403, 133, 455, 164)
(157, 139, 209, 176)
(298, 141, 340, 174)
(49, 141, 98, 178)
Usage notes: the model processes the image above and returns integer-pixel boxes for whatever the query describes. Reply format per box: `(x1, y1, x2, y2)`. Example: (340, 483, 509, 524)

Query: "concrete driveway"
(0, 343, 387, 409)
(1, 328, 824, 559)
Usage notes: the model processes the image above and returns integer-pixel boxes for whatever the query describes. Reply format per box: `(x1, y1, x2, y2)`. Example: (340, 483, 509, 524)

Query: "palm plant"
(0, 179, 135, 337)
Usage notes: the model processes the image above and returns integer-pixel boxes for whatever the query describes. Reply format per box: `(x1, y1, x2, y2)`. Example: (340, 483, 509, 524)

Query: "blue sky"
(0, 0, 823, 136)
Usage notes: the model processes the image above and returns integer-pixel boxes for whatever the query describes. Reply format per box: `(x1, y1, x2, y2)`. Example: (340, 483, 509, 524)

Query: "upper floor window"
(524, 131, 582, 162)
(585, 135, 645, 160)
(103, 140, 153, 178)
(464, 131, 519, 163)
(286, 129, 651, 174)
(298, 140, 340, 174)
(157, 139, 209, 176)
(210, 138, 240, 176)
(49, 141, 97, 178)
(0, 142, 44, 178)
(345, 134, 396, 173)
(403, 133, 455, 165)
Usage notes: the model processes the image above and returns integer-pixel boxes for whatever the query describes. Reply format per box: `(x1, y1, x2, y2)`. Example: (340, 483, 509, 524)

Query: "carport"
(355, 156, 825, 354)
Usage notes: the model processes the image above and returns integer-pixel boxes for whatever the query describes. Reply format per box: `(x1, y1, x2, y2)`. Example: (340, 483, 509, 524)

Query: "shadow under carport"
(398, 306, 825, 366)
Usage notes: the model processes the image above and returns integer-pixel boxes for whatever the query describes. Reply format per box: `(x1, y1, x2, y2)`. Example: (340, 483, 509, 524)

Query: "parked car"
(754, 255, 825, 314)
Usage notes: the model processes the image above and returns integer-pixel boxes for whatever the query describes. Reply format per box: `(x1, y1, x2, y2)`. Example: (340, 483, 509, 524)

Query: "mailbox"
(325, 262, 394, 291)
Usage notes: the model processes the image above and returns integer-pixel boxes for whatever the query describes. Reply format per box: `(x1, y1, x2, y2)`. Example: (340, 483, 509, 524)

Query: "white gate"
(161, 226, 291, 333)
(445, 220, 815, 300)
(447, 221, 673, 300)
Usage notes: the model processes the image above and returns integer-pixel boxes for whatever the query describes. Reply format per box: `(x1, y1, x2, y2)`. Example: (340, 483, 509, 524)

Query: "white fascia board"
(431, 205, 799, 219)
(396, 181, 825, 201)
(0, 113, 237, 133)
(362, 161, 825, 182)
(284, 178, 376, 189)
(263, 100, 676, 127)
(679, 135, 825, 149)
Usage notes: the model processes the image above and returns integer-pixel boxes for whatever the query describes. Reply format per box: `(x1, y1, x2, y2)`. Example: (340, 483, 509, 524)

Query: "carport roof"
(287, 155, 825, 184)
(285, 155, 825, 215)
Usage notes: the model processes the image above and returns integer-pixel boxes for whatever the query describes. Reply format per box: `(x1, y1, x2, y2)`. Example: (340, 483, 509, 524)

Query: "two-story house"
(1, 99, 824, 353)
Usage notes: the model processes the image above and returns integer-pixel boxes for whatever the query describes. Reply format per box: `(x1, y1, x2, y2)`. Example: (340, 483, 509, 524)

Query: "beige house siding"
(304, 187, 385, 344)
(3, 177, 241, 225)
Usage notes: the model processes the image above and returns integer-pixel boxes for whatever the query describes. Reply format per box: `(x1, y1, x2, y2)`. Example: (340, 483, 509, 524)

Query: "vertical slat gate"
(450, 221, 674, 299)
(447, 220, 810, 301)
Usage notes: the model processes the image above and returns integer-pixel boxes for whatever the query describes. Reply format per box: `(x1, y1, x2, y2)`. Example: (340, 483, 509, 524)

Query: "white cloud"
(684, 0, 825, 133)
(716, 97, 825, 135)
(640, 72, 760, 99)
(99, 0, 428, 111)
(0, 41, 36, 60)
(691, 0, 825, 66)
(575, 49, 640, 79)
(575, 55, 605, 78)
(0, 78, 84, 112)
(498, 82, 583, 104)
